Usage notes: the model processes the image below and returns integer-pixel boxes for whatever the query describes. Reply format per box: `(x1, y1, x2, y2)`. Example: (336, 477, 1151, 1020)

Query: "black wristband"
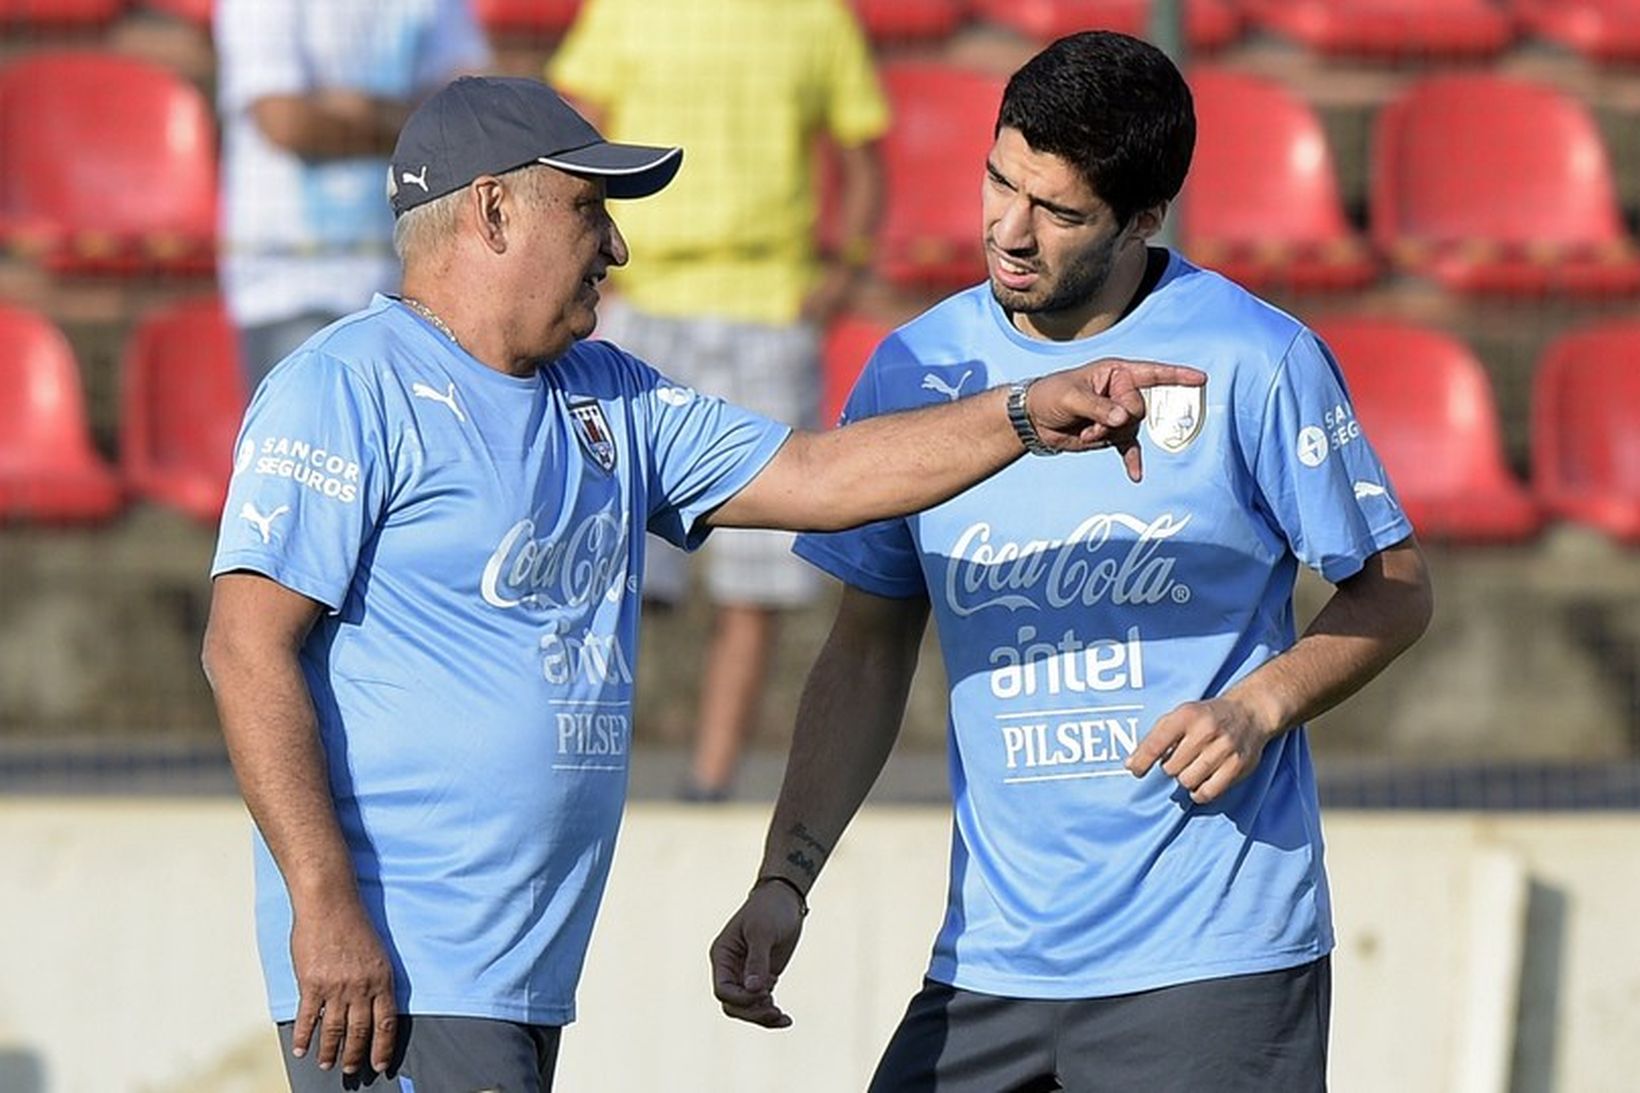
(752, 874, 810, 917)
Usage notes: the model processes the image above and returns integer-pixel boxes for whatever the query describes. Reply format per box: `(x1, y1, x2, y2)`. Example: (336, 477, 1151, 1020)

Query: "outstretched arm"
(711, 587, 930, 1028)
(1128, 535, 1434, 803)
(202, 573, 397, 1076)
(708, 359, 1206, 532)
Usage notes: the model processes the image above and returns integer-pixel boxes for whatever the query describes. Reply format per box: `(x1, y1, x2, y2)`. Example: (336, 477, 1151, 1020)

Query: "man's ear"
(1129, 201, 1169, 243)
(471, 176, 508, 255)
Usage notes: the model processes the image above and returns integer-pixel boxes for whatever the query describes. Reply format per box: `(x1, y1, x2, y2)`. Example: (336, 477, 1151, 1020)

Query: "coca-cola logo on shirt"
(481, 513, 629, 611)
(943, 513, 1193, 617)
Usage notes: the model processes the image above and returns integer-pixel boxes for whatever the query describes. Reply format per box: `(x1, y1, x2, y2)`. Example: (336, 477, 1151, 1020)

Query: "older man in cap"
(201, 75, 1203, 1091)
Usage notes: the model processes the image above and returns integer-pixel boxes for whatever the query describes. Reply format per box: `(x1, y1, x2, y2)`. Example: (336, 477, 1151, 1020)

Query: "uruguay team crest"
(1143, 383, 1206, 453)
(570, 399, 617, 473)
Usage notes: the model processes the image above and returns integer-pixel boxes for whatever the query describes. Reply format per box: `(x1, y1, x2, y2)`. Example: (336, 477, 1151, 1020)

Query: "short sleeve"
(793, 338, 927, 599)
(547, 0, 627, 108)
(818, 0, 890, 147)
(414, 0, 493, 92)
(634, 358, 792, 551)
(1249, 331, 1415, 583)
(216, 0, 306, 112)
(211, 354, 394, 611)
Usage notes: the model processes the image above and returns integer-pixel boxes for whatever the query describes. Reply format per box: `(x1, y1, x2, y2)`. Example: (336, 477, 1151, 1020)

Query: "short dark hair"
(996, 31, 1195, 226)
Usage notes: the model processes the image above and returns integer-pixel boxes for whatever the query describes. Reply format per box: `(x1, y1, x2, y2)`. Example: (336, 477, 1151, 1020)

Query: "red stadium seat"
(0, 305, 122, 524)
(822, 314, 893, 427)
(1532, 321, 1640, 542)
(1243, 0, 1514, 58)
(878, 62, 1008, 289)
(141, 0, 210, 26)
(969, 0, 1242, 52)
(473, 0, 581, 36)
(1515, 0, 1640, 63)
(0, 0, 124, 29)
(120, 297, 248, 524)
(1314, 318, 1540, 543)
(0, 52, 218, 276)
(1184, 69, 1376, 292)
(1371, 75, 1640, 297)
(851, 0, 965, 42)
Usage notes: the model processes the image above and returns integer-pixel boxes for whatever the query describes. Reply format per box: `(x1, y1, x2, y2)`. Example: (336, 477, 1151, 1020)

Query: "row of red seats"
(7, 1, 1640, 64)
(824, 312, 1640, 545)
(5, 50, 1639, 299)
(2, 293, 1631, 547)
(0, 298, 243, 525)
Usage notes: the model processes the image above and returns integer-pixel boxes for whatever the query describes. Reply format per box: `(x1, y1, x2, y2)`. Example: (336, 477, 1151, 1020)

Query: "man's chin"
(989, 279, 1046, 314)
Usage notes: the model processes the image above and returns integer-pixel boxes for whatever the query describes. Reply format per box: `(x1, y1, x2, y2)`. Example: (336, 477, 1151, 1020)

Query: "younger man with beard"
(711, 31, 1433, 1091)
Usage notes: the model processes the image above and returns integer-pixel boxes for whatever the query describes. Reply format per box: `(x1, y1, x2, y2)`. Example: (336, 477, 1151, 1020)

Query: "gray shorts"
(597, 299, 822, 608)
(869, 958, 1331, 1093)
(276, 1014, 561, 1092)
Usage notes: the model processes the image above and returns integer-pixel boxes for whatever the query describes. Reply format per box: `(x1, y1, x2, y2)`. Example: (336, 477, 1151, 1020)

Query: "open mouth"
(990, 251, 1040, 290)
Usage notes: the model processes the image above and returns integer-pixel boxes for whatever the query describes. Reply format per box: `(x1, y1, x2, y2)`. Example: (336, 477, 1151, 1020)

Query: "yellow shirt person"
(550, 0, 889, 325)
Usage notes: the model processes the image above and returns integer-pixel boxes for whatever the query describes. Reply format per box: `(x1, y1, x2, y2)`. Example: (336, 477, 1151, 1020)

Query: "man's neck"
(400, 275, 558, 378)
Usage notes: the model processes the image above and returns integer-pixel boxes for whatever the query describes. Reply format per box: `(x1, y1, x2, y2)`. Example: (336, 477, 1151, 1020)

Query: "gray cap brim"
(538, 141, 683, 199)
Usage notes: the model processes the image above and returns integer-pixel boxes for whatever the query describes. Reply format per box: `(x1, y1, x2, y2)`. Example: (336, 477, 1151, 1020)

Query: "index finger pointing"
(1105, 361, 1209, 389)
(1127, 717, 1187, 777)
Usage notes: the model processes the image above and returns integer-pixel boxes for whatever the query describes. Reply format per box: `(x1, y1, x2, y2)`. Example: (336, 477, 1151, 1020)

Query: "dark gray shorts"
(276, 1015, 561, 1093)
(869, 957, 1331, 1093)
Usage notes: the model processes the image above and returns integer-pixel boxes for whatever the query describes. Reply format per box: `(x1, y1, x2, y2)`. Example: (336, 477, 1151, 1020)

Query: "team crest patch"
(570, 399, 617, 473)
(1143, 384, 1206, 453)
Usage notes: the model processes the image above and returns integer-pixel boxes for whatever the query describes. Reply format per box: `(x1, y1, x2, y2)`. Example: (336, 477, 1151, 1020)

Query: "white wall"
(1, 800, 1636, 1092)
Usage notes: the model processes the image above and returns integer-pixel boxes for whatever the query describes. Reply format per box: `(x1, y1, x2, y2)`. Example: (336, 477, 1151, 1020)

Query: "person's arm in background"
(250, 92, 413, 159)
(711, 587, 929, 1027)
(803, 139, 884, 324)
(202, 578, 396, 1078)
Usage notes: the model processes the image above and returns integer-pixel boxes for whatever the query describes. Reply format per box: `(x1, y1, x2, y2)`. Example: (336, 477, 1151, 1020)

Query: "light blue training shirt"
(212, 295, 789, 1025)
(796, 252, 1414, 999)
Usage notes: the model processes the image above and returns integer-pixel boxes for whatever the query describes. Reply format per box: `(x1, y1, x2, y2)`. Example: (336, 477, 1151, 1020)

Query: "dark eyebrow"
(986, 159, 1090, 221)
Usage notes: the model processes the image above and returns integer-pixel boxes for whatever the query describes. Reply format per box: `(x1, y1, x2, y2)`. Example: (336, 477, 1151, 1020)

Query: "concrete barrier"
(1, 800, 1636, 1092)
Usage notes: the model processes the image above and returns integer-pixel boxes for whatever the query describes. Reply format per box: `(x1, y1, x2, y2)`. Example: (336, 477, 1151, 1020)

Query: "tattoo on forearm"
(784, 822, 832, 883)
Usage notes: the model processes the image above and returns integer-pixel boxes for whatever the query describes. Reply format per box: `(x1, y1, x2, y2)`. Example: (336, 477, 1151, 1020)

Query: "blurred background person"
(550, 0, 889, 802)
(215, 0, 491, 392)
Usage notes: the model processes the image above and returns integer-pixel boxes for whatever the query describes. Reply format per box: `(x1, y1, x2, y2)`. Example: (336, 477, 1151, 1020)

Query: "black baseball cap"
(388, 75, 683, 217)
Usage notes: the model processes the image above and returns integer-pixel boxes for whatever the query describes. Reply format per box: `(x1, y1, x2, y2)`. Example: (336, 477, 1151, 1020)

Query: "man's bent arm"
(201, 573, 397, 1075)
(1129, 536, 1434, 803)
(251, 92, 413, 159)
(711, 587, 929, 1027)
(711, 359, 1206, 531)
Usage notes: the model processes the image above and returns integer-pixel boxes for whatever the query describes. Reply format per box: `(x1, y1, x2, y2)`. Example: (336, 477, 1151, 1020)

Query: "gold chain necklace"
(400, 296, 461, 349)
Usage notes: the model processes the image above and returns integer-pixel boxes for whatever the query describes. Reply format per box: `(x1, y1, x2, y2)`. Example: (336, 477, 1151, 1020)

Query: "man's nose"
(990, 198, 1035, 254)
(606, 218, 629, 267)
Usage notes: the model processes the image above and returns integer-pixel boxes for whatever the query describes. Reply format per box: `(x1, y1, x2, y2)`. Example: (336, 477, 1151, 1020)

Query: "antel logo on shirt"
(944, 512, 1193, 618)
(481, 512, 629, 611)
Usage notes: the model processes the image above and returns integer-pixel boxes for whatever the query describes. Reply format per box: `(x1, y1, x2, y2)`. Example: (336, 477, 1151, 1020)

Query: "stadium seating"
(1371, 74, 1640, 297)
(1532, 321, 1640, 542)
(1313, 317, 1541, 543)
(877, 62, 1009, 289)
(0, 52, 217, 275)
(0, 304, 122, 524)
(1243, 0, 1515, 59)
(0, 0, 124, 29)
(969, 0, 1242, 52)
(1184, 68, 1376, 291)
(1514, 0, 1640, 63)
(472, 0, 581, 36)
(822, 314, 893, 426)
(119, 297, 247, 524)
(850, 0, 965, 42)
(142, 0, 210, 26)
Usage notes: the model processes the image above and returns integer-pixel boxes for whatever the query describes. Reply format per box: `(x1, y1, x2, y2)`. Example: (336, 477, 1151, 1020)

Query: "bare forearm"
(727, 387, 1024, 531)
(1228, 538, 1433, 736)
(252, 94, 411, 159)
(205, 641, 359, 907)
(759, 597, 928, 893)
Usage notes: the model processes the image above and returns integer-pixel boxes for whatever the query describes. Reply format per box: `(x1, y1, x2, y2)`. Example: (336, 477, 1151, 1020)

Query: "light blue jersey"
(212, 295, 789, 1025)
(796, 253, 1413, 999)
